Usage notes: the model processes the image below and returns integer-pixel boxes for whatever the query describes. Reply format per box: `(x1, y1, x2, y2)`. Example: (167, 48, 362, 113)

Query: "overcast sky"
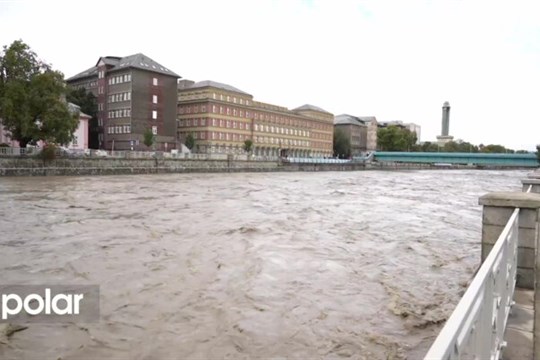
(1, 0, 539, 150)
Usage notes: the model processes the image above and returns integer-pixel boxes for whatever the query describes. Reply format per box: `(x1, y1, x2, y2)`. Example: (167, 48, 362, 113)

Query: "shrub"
(39, 144, 57, 161)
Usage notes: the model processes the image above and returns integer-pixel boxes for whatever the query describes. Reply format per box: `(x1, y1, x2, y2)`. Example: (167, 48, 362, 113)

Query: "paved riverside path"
(504, 288, 534, 359)
(506, 170, 540, 360)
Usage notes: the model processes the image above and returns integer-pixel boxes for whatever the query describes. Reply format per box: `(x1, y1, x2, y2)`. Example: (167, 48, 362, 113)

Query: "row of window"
(108, 74, 131, 85)
(107, 125, 131, 134)
(179, 104, 332, 131)
(108, 108, 132, 119)
(212, 93, 250, 105)
(311, 132, 332, 141)
(254, 124, 310, 137)
(76, 81, 97, 89)
(254, 136, 310, 147)
(109, 92, 131, 103)
(179, 118, 251, 130)
(180, 131, 313, 148)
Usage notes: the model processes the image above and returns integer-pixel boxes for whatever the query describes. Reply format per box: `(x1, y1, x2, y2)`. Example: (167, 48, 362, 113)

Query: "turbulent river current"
(0, 170, 527, 359)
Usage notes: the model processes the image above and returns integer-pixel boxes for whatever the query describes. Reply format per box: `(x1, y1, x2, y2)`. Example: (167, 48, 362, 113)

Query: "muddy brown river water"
(0, 170, 527, 359)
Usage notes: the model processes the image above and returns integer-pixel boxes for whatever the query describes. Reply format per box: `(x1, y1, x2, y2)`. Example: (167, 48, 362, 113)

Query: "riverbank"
(0, 157, 534, 176)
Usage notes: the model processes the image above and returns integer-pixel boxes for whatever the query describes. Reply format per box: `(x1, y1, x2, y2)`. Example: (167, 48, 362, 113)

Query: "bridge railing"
(424, 207, 519, 360)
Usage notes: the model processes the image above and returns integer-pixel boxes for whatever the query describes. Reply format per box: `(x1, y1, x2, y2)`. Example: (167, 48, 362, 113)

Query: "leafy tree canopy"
(377, 126, 417, 152)
(0, 40, 77, 147)
(143, 128, 154, 148)
(243, 139, 253, 153)
(185, 133, 195, 150)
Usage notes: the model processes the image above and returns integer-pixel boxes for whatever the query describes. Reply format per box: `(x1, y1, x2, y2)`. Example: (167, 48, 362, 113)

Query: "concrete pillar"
(479, 192, 540, 289)
(523, 179, 540, 194)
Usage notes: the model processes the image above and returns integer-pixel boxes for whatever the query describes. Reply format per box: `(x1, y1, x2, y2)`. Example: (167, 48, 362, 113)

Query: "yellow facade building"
(177, 80, 333, 157)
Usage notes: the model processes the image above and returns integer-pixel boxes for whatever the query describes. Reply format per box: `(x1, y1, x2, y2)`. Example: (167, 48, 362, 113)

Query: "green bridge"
(373, 152, 538, 167)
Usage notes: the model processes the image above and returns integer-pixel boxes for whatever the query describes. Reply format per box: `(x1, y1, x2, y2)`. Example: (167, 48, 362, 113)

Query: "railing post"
(479, 192, 540, 289)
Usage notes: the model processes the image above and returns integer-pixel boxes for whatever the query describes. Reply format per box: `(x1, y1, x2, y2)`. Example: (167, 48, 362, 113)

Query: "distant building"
(67, 54, 180, 151)
(334, 115, 379, 155)
(66, 103, 91, 150)
(357, 116, 378, 151)
(0, 120, 18, 147)
(334, 114, 368, 156)
(177, 80, 333, 157)
(378, 120, 421, 144)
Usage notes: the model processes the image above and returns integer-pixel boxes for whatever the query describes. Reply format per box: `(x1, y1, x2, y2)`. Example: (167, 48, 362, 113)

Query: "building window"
(212, 118, 217, 126)
(194, 119, 198, 126)
(201, 118, 206, 126)
(212, 105, 216, 113)
(152, 110, 157, 119)
(246, 124, 250, 130)
(233, 97, 237, 103)
(201, 132, 206, 139)
(153, 78, 158, 86)
(153, 95, 158, 104)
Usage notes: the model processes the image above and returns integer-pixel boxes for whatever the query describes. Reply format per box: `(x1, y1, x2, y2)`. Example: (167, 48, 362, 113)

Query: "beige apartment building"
(177, 80, 333, 157)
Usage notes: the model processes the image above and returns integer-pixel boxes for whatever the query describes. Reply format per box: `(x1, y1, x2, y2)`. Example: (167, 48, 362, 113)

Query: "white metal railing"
(424, 208, 519, 360)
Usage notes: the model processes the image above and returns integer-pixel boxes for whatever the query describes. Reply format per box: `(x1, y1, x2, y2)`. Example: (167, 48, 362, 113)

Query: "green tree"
(377, 126, 417, 151)
(420, 141, 439, 152)
(185, 133, 195, 150)
(333, 128, 351, 158)
(0, 40, 77, 147)
(481, 144, 508, 153)
(67, 87, 98, 149)
(536, 145, 540, 164)
(243, 139, 253, 153)
(143, 128, 154, 148)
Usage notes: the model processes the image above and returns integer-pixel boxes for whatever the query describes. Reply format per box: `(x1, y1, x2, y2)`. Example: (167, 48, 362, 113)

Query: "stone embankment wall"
(0, 158, 368, 176)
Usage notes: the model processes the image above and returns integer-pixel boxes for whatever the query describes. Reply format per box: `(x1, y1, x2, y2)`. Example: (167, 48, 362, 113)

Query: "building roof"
(293, 104, 331, 114)
(67, 102, 91, 119)
(334, 114, 366, 126)
(357, 116, 377, 123)
(187, 80, 251, 96)
(67, 53, 180, 82)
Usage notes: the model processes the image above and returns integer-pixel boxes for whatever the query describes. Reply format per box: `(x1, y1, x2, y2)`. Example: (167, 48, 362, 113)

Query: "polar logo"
(2, 288, 84, 320)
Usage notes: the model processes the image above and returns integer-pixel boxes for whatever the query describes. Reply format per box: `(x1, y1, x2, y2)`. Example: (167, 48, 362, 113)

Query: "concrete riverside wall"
(479, 192, 540, 289)
(0, 157, 369, 176)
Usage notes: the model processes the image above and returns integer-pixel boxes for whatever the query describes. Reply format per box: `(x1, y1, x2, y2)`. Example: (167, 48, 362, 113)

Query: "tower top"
(443, 101, 450, 107)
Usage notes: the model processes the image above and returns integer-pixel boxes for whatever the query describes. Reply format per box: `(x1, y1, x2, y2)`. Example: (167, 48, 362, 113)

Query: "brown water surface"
(0, 170, 526, 359)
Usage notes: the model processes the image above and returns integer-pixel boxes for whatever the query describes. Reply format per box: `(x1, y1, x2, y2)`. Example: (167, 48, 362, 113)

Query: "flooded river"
(0, 170, 527, 359)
